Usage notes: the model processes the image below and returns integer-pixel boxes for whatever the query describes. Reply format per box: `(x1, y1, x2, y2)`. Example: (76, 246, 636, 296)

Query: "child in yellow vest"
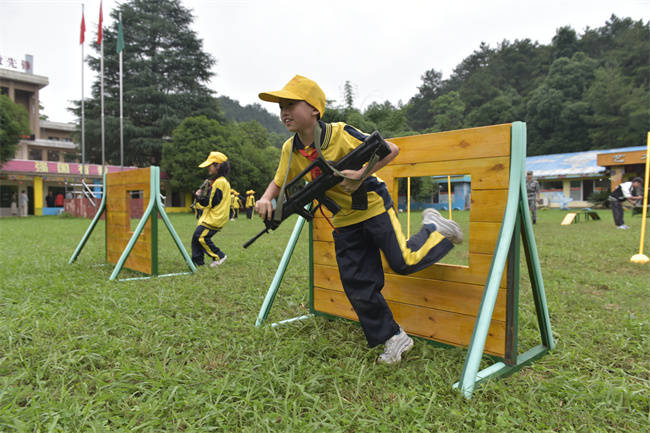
(192, 151, 230, 267)
(245, 190, 256, 219)
(256, 75, 462, 364)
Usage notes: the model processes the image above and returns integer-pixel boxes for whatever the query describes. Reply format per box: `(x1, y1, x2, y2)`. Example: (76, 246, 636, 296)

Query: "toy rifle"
(243, 130, 391, 248)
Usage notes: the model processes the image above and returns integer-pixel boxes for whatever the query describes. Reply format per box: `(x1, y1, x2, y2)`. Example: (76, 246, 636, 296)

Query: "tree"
(72, 0, 222, 166)
(0, 95, 30, 164)
(429, 91, 465, 132)
(343, 81, 355, 110)
(217, 95, 286, 135)
(162, 116, 280, 194)
(405, 69, 443, 131)
(466, 88, 522, 128)
(552, 26, 578, 60)
(584, 66, 649, 149)
(364, 101, 410, 138)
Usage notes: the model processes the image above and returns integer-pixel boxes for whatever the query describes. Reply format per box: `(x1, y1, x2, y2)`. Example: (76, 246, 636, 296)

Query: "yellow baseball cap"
(198, 151, 228, 168)
(259, 75, 326, 117)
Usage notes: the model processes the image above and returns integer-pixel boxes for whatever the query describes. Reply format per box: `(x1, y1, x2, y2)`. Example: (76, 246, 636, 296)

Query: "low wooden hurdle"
(256, 122, 554, 398)
(69, 166, 196, 281)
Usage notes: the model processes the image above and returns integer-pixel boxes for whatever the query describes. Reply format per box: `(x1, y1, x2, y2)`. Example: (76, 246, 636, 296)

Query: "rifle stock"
(243, 131, 391, 248)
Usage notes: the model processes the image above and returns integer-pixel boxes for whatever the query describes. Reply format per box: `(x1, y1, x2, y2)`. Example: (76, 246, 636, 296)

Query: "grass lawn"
(0, 207, 648, 432)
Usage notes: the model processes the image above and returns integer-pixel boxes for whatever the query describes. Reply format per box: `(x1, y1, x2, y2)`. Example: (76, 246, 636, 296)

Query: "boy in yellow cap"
(245, 190, 256, 219)
(192, 151, 231, 267)
(256, 75, 462, 364)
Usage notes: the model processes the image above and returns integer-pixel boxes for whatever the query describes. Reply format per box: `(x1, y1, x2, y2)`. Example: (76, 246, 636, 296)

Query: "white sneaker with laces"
(377, 328, 414, 365)
(210, 255, 227, 267)
(422, 208, 463, 244)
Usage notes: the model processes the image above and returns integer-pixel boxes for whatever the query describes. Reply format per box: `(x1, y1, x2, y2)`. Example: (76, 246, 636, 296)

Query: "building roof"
(40, 120, 76, 132)
(526, 146, 646, 179)
(0, 67, 49, 88)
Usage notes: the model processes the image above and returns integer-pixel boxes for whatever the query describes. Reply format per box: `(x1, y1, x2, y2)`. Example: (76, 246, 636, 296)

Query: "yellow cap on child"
(259, 75, 325, 117)
(198, 151, 228, 168)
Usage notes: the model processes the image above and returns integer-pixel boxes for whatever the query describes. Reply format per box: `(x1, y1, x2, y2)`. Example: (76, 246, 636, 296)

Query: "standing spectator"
(54, 192, 64, 207)
(10, 192, 18, 216)
(19, 190, 28, 217)
(45, 191, 55, 207)
(526, 170, 541, 224)
(609, 177, 643, 229)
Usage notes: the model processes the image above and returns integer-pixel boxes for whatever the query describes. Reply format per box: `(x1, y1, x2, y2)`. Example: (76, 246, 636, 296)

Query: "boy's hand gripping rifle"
(243, 131, 391, 248)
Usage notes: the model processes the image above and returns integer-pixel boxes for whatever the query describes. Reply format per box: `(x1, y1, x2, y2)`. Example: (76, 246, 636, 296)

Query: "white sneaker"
(616, 225, 629, 230)
(377, 328, 414, 364)
(210, 255, 227, 267)
(422, 209, 463, 244)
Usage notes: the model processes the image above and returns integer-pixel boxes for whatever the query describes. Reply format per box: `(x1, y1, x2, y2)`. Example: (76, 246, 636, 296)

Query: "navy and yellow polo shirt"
(196, 176, 231, 229)
(273, 121, 393, 228)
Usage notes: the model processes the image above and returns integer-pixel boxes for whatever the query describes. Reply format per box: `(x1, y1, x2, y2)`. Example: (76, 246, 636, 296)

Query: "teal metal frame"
(68, 166, 197, 281)
(255, 122, 554, 399)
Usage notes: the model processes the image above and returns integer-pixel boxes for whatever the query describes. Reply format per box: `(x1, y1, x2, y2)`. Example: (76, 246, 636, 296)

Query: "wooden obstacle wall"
(311, 124, 513, 358)
(106, 167, 153, 274)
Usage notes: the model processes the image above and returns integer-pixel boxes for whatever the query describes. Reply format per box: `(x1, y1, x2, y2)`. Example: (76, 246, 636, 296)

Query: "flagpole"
(100, 3, 105, 171)
(119, 11, 124, 171)
(81, 4, 86, 184)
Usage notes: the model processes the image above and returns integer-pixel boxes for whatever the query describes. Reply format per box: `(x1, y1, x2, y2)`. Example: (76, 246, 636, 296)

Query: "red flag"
(97, 1, 103, 44)
(80, 12, 86, 44)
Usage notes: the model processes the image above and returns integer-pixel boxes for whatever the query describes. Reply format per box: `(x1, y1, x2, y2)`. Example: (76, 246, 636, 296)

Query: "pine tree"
(71, 0, 222, 166)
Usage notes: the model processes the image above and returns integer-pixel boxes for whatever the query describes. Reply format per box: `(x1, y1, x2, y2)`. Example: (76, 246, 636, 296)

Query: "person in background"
(45, 191, 55, 208)
(245, 190, 256, 219)
(54, 192, 64, 207)
(19, 190, 28, 217)
(526, 170, 541, 224)
(10, 192, 18, 216)
(609, 177, 643, 229)
(232, 191, 241, 219)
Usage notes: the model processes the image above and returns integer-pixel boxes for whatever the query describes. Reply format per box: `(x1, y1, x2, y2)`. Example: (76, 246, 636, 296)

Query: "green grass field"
(0, 208, 648, 432)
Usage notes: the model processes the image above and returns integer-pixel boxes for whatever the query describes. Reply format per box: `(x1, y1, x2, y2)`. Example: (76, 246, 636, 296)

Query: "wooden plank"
(469, 189, 508, 222)
(560, 213, 577, 225)
(312, 240, 507, 288)
(386, 124, 512, 165)
(313, 264, 507, 321)
(313, 287, 506, 356)
(378, 156, 510, 191)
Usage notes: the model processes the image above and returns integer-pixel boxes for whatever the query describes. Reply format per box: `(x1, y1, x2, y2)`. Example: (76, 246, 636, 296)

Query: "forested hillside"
(217, 96, 286, 136)
(324, 15, 648, 156)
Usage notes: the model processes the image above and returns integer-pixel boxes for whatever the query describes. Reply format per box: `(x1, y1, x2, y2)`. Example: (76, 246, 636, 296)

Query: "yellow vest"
(197, 176, 231, 229)
(273, 121, 391, 228)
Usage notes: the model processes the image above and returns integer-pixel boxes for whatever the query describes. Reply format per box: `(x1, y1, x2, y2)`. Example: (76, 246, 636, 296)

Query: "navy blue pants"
(191, 225, 225, 265)
(333, 208, 454, 347)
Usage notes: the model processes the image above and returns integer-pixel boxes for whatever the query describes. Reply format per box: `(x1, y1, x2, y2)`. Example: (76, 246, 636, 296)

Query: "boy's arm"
(338, 140, 399, 194)
(255, 181, 281, 220)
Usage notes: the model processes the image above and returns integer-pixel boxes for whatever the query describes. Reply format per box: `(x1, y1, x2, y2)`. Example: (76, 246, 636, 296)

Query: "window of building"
(569, 180, 582, 201)
(47, 150, 59, 161)
(541, 181, 563, 191)
(48, 136, 60, 141)
(63, 152, 76, 163)
(28, 147, 42, 160)
(0, 87, 8, 96)
(0, 185, 18, 207)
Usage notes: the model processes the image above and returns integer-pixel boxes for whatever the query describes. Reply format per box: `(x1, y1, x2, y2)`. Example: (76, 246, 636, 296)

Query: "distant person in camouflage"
(526, 171, 541, 224)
